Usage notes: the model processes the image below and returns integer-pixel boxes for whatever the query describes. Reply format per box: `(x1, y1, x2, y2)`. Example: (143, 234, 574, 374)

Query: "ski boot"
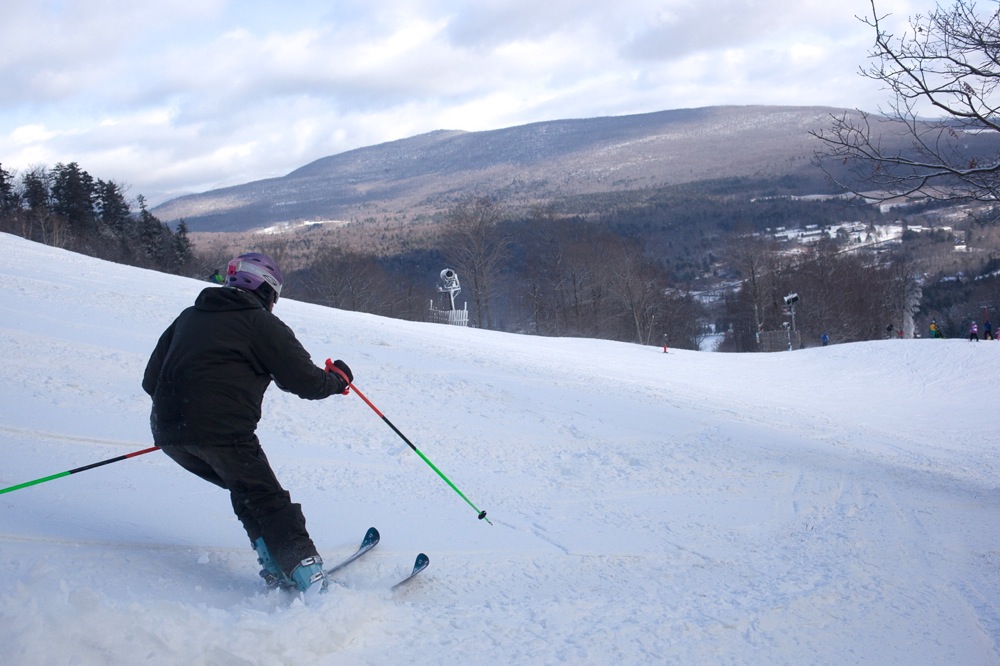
(253, 537, 293, 590)
(290, 556, 328, 594)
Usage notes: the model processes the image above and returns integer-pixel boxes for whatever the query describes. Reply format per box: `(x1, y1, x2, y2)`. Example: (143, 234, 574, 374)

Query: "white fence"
(429, 301, 469, 327)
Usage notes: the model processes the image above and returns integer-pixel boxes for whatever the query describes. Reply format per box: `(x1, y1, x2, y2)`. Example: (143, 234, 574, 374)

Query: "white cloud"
(9, 124, 57, 145)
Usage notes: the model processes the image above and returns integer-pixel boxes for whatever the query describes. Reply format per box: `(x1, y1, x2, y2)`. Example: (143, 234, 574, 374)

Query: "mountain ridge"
(153, 105, 853, 232)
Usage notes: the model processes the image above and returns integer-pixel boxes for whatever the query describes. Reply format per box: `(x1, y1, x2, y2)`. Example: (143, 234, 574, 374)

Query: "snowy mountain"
(1, 232, 998, 665)
(150, 106, 859, 232)
(150, 105, 1000, 234)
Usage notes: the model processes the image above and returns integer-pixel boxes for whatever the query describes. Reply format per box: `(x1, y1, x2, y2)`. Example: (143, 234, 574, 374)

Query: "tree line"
(4, 160, 995, 351)
(0, 162, 193, 273)
(718, 233, 921, 351)
(288, 195, 706, 349)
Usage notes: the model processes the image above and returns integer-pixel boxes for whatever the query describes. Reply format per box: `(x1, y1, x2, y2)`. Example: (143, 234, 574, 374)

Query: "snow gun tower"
(758, 292, 802, 352)
(429, 268, 468, 327)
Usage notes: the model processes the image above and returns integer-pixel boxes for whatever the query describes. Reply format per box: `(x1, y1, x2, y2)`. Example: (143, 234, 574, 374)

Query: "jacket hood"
(194, 286, 267, 312)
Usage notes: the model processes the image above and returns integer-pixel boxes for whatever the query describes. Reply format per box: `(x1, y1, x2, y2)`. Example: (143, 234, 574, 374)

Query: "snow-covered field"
(1, 232, 998, 665)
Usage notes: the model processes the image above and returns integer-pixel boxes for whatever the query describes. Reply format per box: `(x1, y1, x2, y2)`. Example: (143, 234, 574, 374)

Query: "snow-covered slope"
(1, 233, 998, 665)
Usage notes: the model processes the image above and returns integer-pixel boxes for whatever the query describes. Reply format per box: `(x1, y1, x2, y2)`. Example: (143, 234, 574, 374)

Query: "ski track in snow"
(1, 232, 999, 665)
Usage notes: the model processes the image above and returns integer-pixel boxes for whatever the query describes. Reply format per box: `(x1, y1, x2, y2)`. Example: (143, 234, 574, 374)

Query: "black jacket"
(142, 287, 346, 445)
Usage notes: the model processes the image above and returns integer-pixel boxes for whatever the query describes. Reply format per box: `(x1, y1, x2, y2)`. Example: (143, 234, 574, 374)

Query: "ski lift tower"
(429, 268, 468, 326)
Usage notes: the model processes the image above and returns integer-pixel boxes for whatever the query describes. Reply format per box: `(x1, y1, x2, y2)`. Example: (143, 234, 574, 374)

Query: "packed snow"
(1, 232, 998, 665)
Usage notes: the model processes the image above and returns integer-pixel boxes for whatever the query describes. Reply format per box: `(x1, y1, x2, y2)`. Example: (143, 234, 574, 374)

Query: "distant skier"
(929, 320, 941, 338)
(969, 321, 980, 342)
(142, 252, 353, 593)
(984, 320, 994, 341)
(821, 332, 829, 346)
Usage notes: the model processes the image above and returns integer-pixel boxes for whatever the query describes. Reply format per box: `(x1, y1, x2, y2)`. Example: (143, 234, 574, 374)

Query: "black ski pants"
(160, 437, 318, 575)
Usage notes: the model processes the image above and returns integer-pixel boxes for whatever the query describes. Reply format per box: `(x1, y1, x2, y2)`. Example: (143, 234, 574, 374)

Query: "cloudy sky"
(2, 0, 925, 205)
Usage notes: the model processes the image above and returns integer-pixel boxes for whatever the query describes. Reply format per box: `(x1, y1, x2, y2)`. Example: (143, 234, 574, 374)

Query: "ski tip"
(391, 553, 430, 591)
(363, 526, 380, 546)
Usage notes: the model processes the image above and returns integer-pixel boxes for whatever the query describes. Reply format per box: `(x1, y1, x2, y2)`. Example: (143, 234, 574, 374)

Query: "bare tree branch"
(812, 0, 1000, 203)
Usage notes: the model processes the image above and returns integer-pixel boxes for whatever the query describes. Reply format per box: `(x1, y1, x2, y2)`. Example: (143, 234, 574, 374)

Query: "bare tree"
(605, 238, 665, 344)
(793, 241, 848, 341)
(301, 244, 397, 315)
(442, 196, 512, 329)
(813, 1, 1000, 202)
(558, 238, 611, 337)
(725, 233, 784, 335)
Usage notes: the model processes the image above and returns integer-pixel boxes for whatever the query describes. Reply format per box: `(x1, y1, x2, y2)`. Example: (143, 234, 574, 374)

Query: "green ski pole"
(0, 446, 161, 495)
(327, 361, 491, 525)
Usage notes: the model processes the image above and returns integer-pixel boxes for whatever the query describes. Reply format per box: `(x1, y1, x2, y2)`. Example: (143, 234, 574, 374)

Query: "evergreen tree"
(95, 179, 133, 259)
(0, 164, 21, 235)
(21, 167, 71, 247)
(22, 167, 50, 213)
(0, 163, 18, 213)
(172, 220, 194, 273)
(136, 195, 164, 266)
(50, 162, 96, 236)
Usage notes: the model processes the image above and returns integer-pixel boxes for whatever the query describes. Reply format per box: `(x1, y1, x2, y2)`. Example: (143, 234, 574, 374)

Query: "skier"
(969, 321, 980, 342)
(984, 319, 994, 341)
(142, 252, 353, 593)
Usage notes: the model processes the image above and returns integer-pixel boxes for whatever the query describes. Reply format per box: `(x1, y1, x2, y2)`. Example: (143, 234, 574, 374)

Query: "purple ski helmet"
(225, 252, 283, 297)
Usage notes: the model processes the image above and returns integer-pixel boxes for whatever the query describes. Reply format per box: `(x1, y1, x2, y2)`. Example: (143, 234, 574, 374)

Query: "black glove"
(331, 359, 353, 383)
(325, 359, 353, 395)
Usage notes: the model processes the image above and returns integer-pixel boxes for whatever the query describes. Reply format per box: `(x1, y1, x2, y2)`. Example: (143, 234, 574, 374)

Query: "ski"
(391, 553, 430, 590)
(324, 526, 380, 577)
